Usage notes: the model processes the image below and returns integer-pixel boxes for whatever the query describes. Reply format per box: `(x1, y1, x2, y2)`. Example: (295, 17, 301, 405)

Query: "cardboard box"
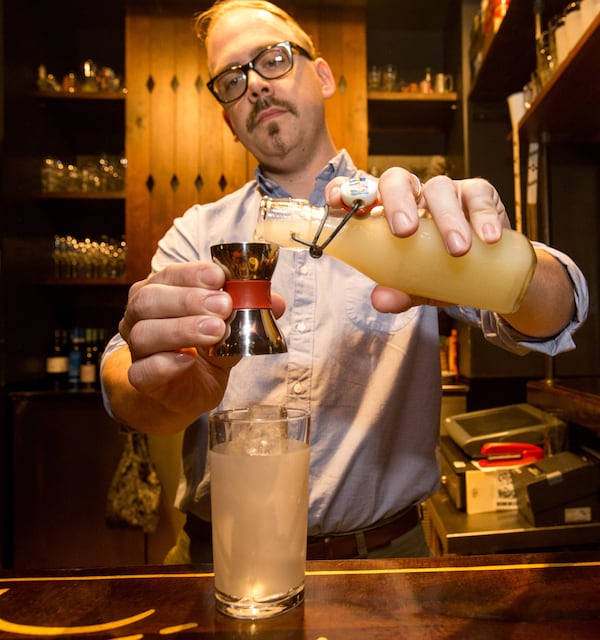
(465, 465, 518, 514)
(440, 436, 518, 514)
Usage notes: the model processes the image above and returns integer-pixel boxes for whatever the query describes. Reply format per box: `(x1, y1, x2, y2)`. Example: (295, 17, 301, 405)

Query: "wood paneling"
(125, 8, 259, 281)
(319, 7, 368, 170)
(125, 11, 153, 281)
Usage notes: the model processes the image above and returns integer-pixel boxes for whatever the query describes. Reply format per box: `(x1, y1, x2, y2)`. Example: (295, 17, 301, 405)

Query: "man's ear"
(314, 57, 336, 99)
(222, 110, 239, 142)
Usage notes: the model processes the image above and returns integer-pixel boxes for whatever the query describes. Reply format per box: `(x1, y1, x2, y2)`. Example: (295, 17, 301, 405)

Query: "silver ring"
(410, 173, 423, 200)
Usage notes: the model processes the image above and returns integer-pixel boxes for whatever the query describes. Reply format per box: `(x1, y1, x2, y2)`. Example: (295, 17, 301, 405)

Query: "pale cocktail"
(209, 406, 310, 619)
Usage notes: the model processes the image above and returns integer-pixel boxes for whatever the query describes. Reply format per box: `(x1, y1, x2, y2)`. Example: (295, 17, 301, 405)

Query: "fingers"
(370, 285, 415, 314)
(119, 262, 232, 360)
(327, 173, 510, 258)
(121, 313, 230, 360)
(127, 349, 200, 392)
(422, 176, 512, 255)
(377, 167, 423, 235)
(371, 285, 451, 314)
(271, 293, 286, 319)
(139, 260, 226, 288)
(120, 261, 287, 362)
(459, 178, 511, 241)
(324, 176, 354, 210)
(420, 175, 472, 256)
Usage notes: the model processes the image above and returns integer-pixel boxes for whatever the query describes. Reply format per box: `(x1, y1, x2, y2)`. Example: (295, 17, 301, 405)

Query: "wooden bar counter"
(1, 552, 599, 638)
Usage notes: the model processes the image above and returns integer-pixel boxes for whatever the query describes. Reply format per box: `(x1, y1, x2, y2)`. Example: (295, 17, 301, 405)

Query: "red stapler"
(476, 442, 545, 467)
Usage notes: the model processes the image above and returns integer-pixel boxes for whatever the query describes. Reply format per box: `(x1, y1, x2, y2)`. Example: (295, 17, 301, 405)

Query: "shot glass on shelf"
(40, 156, 66, 192)
(367, 64, 382, 90)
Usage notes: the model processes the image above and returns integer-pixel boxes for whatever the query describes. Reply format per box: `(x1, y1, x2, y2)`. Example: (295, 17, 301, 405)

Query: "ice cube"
(233, 421, 287, 455)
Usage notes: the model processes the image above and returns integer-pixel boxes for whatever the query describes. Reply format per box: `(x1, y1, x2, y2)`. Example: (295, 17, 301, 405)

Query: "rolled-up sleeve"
(447, 241, 589, 356)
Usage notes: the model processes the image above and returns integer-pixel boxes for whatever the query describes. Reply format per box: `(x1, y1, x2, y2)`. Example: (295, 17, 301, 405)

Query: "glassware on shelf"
(522, 71, 541, 110)
(434, 72, 454, 94)
(37, 58, 125, 94)
(52, 234, 127, 279)
(80, 162, 102, 192)
(40, 154, 126, 193)
(65, 164, 81, 192)
(80, 59, 99, 92)
(381, 64, 398, 91)
(536, 30, 555, 87)
(98, 153, 126, 192)
(367, 65, 382, 90)
(40, 156, 66, 192)
(37, 64, 61, 92)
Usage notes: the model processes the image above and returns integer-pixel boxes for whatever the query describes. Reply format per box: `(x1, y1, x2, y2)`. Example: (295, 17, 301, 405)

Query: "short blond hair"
(194, 0, 317, 59)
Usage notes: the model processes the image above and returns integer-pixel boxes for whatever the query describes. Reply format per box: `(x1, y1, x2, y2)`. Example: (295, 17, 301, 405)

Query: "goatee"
(266, 122, 287, 155)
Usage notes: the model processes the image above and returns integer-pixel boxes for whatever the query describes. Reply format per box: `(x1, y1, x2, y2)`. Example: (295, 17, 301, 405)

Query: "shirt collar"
(254, 149, 358, 206)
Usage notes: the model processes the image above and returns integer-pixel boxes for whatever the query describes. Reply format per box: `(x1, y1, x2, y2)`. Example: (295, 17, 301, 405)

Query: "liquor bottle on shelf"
(420, 67, 433, 94)
(79, 328, 98, 390)
(45, 329, 69, 391)
(67, 328, 85, 390)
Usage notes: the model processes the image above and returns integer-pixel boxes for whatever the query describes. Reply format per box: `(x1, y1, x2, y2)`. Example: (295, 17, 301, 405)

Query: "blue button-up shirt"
(102, 150, 588, 535)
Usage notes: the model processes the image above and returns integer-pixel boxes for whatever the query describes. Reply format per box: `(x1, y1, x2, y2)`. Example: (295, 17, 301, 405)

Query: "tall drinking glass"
(209, 405, 310, 619)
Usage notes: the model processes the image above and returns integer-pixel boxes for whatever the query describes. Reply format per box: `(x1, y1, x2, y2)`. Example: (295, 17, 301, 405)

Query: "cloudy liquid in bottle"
(257, 197, 536, 315)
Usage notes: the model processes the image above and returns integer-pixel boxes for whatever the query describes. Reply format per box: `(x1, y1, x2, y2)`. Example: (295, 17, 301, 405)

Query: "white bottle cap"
(340, 177, 378, 211)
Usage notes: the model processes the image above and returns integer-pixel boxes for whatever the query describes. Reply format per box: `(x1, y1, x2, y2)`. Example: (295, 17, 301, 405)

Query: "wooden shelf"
(38, 191, 125, 200)
(42, 276, 129, 286)
(35, 90, 126, 101)
(368, 91, 458, 102)
(519, 15, 600, 143)
(368, 92, 458, 132)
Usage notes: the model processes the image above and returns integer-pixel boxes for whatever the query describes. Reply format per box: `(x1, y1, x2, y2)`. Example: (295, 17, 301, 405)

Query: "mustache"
(247, 97, 299, 132)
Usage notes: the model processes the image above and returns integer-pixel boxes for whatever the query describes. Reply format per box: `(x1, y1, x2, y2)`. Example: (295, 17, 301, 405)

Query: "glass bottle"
(79, 328, 98, 390)
(256, 196, 537, 315)
(46, 329, 69, 391)
(67, 328, 85, 390)
(420, 67, 432, 94)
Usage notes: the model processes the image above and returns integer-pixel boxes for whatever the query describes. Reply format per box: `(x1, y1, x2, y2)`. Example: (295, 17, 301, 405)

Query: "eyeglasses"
(207, 41, 312, 104)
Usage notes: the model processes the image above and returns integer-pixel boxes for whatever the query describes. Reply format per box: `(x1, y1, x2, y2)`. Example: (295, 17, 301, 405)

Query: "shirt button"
(299, 265, 308, 275)
(293, 382, 303, 394)
(297, 322, 307, 333)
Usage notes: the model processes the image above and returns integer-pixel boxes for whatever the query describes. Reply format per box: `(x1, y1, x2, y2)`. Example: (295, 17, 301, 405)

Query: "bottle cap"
(340, 177, 378, 213)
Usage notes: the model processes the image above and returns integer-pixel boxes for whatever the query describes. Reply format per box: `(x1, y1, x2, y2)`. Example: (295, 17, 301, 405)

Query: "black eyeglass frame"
(207, 41, 313, 104)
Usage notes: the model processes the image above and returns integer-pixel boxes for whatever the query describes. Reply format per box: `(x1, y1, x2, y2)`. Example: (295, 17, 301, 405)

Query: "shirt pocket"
(344, 281, 419, 335)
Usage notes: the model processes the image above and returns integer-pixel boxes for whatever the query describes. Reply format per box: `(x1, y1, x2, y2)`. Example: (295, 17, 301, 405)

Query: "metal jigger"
(208, 242, 287, 357)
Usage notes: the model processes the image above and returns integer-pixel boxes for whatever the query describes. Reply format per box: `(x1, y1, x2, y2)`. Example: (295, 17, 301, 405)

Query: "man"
(101, 0, 588, 561)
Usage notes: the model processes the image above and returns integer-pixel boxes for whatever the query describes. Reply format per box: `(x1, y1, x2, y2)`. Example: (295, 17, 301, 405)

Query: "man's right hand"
(102, 261, 285, 435)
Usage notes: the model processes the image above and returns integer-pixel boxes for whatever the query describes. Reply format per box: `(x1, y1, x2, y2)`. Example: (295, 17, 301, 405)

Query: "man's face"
(206, 8, 329, 167)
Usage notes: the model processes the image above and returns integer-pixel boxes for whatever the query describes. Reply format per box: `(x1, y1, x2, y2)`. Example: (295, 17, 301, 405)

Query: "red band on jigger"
(224, 280, 272, 309)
